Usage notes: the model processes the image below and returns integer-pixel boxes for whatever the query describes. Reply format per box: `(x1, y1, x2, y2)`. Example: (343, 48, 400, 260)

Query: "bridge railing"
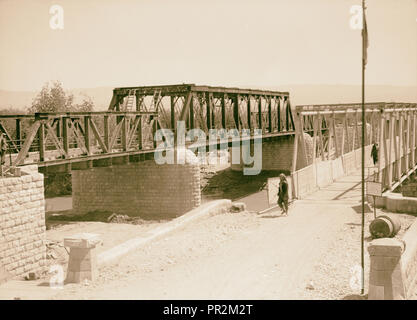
(0, 111, 158, 167)
(292, 102, 417, 193)
(109, 84, 296, 135)
(1, 84, 299, 167)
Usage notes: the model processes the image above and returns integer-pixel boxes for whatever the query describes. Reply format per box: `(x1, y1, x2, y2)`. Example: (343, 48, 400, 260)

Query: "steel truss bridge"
(0, 84, 295, 172)
(294, 102, 417, 191)
(0, 83, 415, 191)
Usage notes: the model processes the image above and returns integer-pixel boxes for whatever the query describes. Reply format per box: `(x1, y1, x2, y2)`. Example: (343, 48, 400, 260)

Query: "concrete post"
(64, 233, 102, 283)
(367, 238, 406, 300)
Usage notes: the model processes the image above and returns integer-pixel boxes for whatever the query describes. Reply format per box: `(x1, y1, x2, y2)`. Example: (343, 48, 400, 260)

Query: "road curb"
(97, 199, 232, 267)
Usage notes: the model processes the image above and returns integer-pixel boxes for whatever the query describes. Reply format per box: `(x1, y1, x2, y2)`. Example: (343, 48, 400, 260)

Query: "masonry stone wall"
(402, 178, 417, 197)
(230, 133, 314, 172)
(72, 161, 201, 218)
(368, 219, 417, 300)
(402, 183, 417, 197)
(0, 168, 46, 278)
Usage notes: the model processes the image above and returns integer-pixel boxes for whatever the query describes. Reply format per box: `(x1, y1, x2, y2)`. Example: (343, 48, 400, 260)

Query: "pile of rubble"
(45, 240, 68, 266)
(106, 213, 147, 225)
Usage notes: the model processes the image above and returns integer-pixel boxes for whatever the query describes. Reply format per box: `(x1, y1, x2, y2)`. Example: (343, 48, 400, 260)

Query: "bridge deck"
(0, 84, 299, 171)
(1, 95, 416, 194)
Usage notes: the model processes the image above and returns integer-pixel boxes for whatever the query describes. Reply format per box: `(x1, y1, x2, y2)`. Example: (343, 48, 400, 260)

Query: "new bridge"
(0, 84, 416, 216)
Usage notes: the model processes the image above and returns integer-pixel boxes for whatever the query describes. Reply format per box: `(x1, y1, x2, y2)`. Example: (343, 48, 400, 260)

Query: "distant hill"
(69, 87, 113, 111)
(0, 90, 36, 112)
(250, 84, 417, 107)
(0, 84, 415, 112)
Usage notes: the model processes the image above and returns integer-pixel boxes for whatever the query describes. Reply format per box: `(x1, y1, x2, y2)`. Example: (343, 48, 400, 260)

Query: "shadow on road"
(342, 294, 368, 300)
(259, 214, 286, 219)
(202, 168, 287, 201)
(351, 203, 372, 214)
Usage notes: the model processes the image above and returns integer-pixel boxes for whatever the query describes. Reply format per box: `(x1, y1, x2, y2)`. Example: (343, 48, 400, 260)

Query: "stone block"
(368, 284, 385, 300)
(64, 233, 101, 284)
(368, 238, 407, 300)
(64, 233, 102, 249)
(368, 238, 404, 257)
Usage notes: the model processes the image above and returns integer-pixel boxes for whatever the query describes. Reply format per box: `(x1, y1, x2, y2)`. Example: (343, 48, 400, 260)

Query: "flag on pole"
(362, 3, 369, 67)
(360, 0, 368, 296)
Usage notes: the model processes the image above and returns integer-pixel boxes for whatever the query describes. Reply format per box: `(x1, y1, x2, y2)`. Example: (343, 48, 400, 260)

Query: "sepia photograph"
(0, 0, 417, 311)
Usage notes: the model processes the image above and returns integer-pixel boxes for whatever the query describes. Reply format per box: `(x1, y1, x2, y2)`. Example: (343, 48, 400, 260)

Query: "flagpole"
(361, 0, 366, 295)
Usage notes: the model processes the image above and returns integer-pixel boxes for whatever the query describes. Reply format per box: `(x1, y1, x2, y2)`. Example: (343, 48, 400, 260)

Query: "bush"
(44, 173, 72, 198)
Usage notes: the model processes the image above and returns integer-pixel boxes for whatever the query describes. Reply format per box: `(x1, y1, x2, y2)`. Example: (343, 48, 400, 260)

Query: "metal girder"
(111, 84, 289, 98)
(4, 111, 157, 167)
(3, 81, 415, 179)
(293, 102, 417, 192)
(108, 84, 293, 135)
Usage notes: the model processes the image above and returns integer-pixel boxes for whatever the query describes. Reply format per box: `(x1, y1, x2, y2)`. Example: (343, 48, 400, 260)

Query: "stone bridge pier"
(230, 134, 314, 173)
(71, 156, 201, 219)
(0, 165, 46, 280)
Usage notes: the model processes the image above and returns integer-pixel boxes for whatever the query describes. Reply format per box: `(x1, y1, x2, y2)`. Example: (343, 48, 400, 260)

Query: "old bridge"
(0, 84, 416, 216)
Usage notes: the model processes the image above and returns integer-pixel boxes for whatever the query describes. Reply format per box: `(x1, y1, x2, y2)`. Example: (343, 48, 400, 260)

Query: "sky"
(0, 0, 416, 91)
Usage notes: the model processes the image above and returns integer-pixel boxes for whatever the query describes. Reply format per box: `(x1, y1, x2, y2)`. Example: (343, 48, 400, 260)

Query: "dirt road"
(52, 173, 368, 300)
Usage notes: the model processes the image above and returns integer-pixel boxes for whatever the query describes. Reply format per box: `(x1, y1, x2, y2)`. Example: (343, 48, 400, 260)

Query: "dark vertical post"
(170, 96, 176, 130)
(221, 95, 226, 129)
(121, 116, 128, 151)
(115, 95, 120, 111)
(360, 0, 366, 295)
(72, 120, 78, 149)
(136, 93, 141, 111)
(137, 116, 143, 150)
(116, 109, 123, 148)
(211, 96, 215, 128)
(288, 100, 295, 131)
(62, 117, 69, 157)
(116, 94, 123, 148)
(38, 121, 45, 162)
(247, 96, 252, 132)
(285, 97, 288, 131)
(15, 119, 21, 150)
(104, 115, 109, 150)
(258, 96, 262, 131)
(268, 96, 272, 133)
(56, 118, 61, 141)
(84, 116, 91, 155)
(277, 97, 282, 132)
(152, 116, 157, 149)
(233, 95, 240, 130)
(206, 92, 212, 130)
(188, 95, 194, 130)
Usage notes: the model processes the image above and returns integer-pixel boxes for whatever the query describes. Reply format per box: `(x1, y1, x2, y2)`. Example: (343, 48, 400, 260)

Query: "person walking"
(277, 173, 289, 216)
(371, 142, 378, 166)
(0, 133, 7, 166)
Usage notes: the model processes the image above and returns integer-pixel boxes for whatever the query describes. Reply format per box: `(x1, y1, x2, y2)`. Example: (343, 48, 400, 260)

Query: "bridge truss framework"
(293, 102, 417, 191)
(0, 84, 296, 171)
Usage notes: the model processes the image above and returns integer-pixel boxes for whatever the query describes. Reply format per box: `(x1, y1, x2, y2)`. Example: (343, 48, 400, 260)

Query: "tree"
(71, 94, 94, 112)
(28, 81, 94, 113)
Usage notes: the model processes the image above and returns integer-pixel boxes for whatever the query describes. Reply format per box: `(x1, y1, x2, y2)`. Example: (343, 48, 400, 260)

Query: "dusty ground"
(3, 167, 415, 300)
(44, 220, 166, 270)
(301, 207, 415, 300)
(47, 170, 416, 300)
